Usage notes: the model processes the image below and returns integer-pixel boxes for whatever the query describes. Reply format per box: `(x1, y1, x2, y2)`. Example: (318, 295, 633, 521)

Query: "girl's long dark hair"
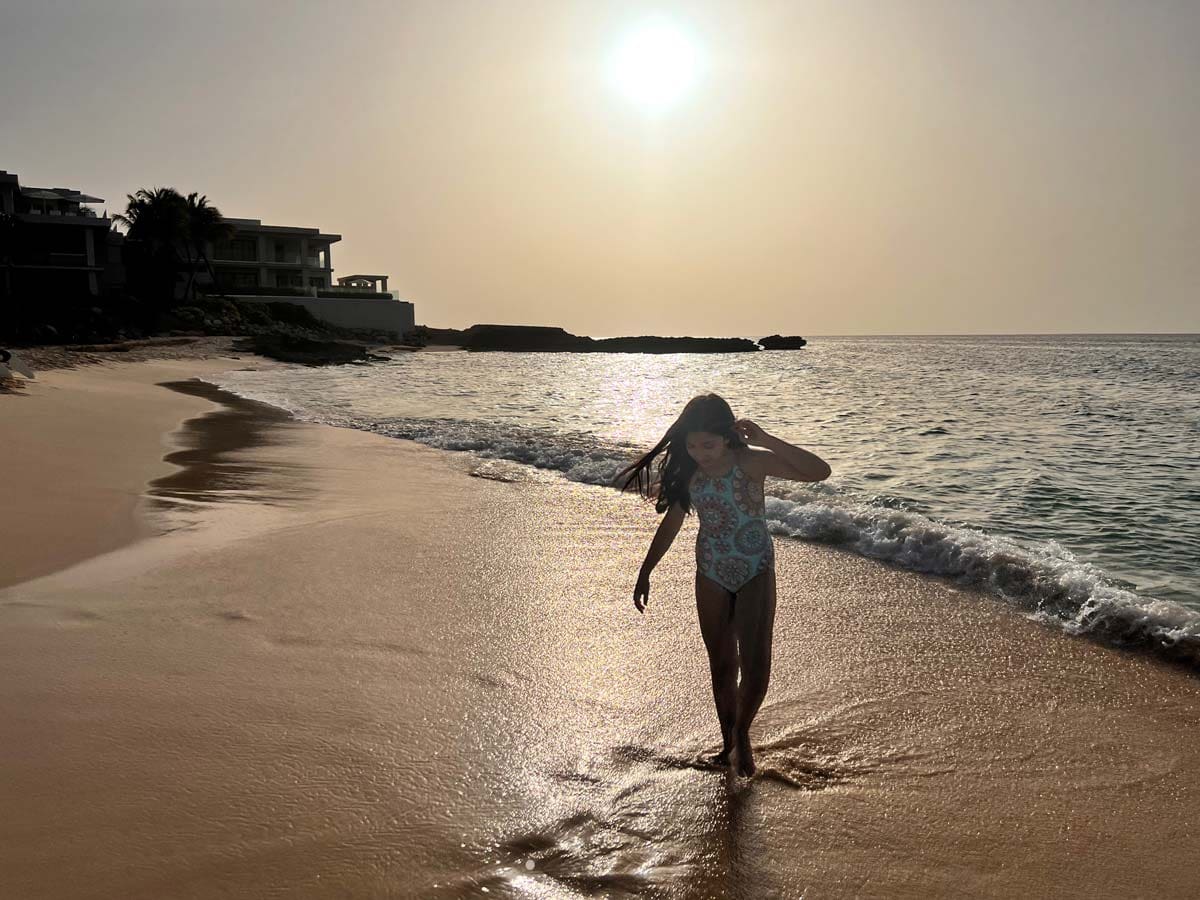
(617, 393, 745, 514)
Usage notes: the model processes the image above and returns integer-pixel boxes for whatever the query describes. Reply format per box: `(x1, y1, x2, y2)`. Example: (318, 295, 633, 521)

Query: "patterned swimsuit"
(691, 460, 775, 593)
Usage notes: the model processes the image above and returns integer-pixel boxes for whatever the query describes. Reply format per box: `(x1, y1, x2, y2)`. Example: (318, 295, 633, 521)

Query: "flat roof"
(20, 186, 104, 203)
(224, 218, 341, 243)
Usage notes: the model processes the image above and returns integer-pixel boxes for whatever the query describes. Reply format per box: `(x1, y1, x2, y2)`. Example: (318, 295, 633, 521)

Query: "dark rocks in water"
(434, 324, 760, 353)
(238, 334, 390, 366)
(757, 334, 808, 349)
(462, 324, 593, 352)
(418, 325, 469, 346)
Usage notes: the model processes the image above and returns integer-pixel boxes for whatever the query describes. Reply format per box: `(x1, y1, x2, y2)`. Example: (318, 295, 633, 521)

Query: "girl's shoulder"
(734, 447, 770, 480)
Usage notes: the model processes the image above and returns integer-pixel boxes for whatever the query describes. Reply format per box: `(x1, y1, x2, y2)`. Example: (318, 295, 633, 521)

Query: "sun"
(606, 17, 703, 113)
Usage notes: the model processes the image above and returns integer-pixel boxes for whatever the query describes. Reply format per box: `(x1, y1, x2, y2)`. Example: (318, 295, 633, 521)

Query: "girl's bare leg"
(731, 569, 777, 776)
(695, 573, 738, 765)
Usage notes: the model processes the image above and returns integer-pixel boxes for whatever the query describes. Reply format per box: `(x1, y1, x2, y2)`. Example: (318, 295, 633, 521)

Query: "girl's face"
(685, 430, 730, 468)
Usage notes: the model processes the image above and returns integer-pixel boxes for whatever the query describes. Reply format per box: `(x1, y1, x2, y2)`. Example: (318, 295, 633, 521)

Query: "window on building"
(215, 269, 258, 289)
(273, 240, 300, 264)
(213, 237, 257, 261)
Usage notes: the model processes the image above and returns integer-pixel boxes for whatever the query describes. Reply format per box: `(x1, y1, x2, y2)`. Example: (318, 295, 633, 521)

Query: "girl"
(618, 394, 831, 777)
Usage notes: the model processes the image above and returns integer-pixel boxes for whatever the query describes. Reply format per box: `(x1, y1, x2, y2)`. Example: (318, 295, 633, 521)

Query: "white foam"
(764, 492, 1200, 662)
(202, 375, 1200, 666)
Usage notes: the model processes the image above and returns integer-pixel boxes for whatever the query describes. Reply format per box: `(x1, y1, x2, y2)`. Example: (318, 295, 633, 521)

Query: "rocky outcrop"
(238, 334, 391, 366)
(417, 325, 468, 346)
(417, 324, 760, 353)
(462, 325, 593, 352)
(757, 334, 808, 349)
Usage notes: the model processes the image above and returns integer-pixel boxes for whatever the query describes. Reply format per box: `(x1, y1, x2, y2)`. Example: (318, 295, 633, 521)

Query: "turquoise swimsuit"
(690, 459, 775, 593)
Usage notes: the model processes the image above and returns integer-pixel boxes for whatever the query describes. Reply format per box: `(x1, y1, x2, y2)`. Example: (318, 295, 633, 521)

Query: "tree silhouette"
(183, 193, 234, 301)
(113, 187, 188, 306)
(113, 187, 237, 305)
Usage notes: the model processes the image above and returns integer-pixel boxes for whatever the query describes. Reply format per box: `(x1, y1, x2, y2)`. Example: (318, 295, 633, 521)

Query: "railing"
(318, 289, 394, 300)
(323, 286, 393, 298)
(201, 284, 307, 297)
(211, 254, 325, 266)
(201, 285, 396, 301)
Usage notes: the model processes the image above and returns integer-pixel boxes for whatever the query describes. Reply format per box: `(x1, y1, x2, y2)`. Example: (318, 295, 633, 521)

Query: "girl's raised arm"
(736, 419, 831, 482)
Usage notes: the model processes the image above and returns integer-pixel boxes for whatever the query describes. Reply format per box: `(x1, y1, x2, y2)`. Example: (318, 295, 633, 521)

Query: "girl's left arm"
(737, 419, 831, 482)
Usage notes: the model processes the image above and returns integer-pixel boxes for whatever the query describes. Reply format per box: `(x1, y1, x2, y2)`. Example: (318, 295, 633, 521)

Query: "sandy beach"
(2, 357, 1198, 900)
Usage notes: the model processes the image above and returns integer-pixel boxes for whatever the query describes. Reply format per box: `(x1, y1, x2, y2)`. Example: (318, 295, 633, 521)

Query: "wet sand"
(0, 357, 263, 590)
(1, 361, 1198, 899)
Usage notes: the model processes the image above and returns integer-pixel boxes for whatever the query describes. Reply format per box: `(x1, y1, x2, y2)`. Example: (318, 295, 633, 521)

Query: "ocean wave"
(202, 377, 1200, 668)
(763, 494, 1199, 665)
(367, 418, 635, 488)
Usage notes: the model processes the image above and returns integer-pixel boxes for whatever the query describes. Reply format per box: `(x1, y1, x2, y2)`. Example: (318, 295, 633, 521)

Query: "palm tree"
(113, 187, 188, 305)
(182, 193, 234, 301)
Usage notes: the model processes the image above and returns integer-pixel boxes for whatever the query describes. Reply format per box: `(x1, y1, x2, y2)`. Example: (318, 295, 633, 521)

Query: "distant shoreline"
(416, 324, 807, 353)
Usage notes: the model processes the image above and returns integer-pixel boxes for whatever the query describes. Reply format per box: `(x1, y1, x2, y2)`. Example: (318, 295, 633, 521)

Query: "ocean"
(207, 333, 1200, 663)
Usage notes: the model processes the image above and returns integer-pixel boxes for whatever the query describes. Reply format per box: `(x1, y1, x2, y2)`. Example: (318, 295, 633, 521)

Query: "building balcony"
(209, 257, 331, 269)
(209, 285, 394, 301)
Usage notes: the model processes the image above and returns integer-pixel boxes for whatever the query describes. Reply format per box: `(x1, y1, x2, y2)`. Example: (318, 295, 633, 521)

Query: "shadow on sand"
(147, 379, 308, 518)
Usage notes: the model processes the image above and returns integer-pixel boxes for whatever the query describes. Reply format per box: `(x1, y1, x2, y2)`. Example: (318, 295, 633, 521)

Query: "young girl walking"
(619, 394, 831, 777)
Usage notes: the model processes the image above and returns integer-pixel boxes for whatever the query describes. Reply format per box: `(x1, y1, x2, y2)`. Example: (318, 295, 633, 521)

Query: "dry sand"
(1, 360, 1197, 899)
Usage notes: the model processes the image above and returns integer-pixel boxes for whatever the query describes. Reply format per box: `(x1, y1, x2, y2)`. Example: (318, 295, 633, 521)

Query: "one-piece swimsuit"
(691, 459, 774, 593)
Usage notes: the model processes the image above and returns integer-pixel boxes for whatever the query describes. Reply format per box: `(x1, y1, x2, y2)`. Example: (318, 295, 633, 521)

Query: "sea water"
(208, 333, 1200, 661)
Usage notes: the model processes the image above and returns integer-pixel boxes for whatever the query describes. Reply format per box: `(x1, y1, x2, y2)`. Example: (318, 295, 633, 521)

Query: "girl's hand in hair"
(735, 418, 768, 447)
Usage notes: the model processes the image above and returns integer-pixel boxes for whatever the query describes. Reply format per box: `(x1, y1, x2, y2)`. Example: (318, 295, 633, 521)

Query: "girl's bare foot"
(704, 746, 732, 767)
(734, 733, 756, 777)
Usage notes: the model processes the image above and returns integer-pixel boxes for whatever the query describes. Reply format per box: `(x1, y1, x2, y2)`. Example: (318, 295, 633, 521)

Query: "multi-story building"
(210, 218, 341, 292)
(1, 171, 414, 338)
(0, 169, 116, 297)
(207, 217, 413, 337)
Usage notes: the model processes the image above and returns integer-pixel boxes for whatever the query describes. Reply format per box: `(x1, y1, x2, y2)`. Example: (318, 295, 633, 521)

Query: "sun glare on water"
(606, 17, 703, 113)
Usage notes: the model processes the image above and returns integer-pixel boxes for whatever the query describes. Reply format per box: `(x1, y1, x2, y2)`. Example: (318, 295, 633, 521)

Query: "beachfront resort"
(1, 167, 415, 338)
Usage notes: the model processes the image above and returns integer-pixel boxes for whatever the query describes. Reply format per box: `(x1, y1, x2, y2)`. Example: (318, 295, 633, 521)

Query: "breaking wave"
(196, 383, 1200, 669)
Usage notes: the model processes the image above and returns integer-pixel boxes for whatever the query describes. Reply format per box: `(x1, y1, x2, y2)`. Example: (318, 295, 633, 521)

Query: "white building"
(207, 219, 414, 337)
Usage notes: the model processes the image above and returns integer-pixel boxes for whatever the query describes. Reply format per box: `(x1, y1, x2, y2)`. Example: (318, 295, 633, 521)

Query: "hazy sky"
(3, 0, 1197, 335)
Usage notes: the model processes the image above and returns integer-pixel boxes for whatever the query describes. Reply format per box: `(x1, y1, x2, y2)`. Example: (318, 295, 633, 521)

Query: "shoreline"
(2, 357, 1200, 898)
(0, 354, 276, 589)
